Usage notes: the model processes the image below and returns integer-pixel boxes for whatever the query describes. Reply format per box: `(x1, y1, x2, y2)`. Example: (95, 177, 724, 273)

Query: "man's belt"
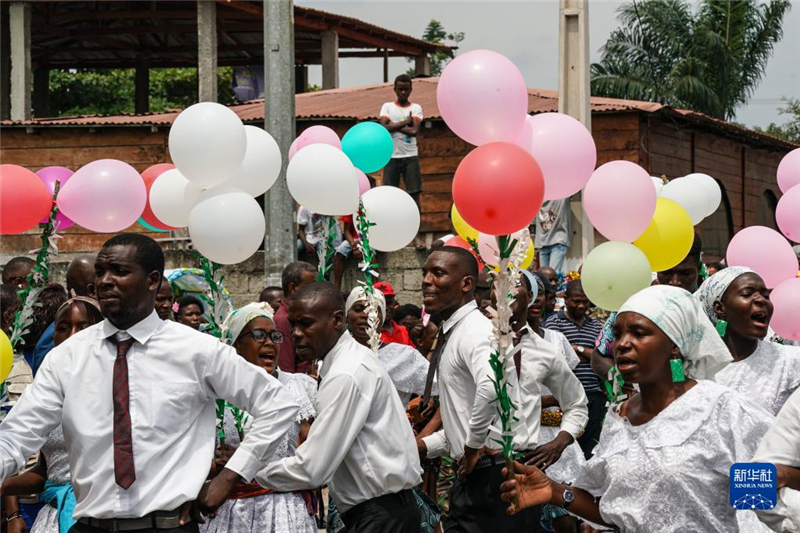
(77, 509, 186, 532)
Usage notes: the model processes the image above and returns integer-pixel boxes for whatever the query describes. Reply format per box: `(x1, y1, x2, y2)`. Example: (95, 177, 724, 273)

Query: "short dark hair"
(437, 246, 480, 284)
(176, 295, 204, 314)
(281, 261, 316, 294)
(394, 74, 412, 86)
(102, 234, 165, 278)
(1, 284, 20, 333)
(291, 281, 345, 313)
(25, 283, 67, 347)
(3, 256, 35, 277)
(533, 272, 554, 295)
(565, 279, 584, 297)
(259, 286, 282, 301)
(395, 304, 421, 323)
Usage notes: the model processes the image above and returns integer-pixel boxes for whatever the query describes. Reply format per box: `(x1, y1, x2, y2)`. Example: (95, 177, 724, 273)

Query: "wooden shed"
(1, 78, 796, 260)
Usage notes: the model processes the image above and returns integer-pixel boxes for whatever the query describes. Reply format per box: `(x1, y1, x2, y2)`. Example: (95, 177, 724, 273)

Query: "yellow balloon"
(633, 198, 694, 272)
(0, 330, 12, 384)
(520, 240, 535, 270)
(451, 204, 479, 243)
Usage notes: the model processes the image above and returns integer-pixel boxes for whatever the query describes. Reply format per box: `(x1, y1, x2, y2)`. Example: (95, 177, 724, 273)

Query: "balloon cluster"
(285, 122, 420, 252)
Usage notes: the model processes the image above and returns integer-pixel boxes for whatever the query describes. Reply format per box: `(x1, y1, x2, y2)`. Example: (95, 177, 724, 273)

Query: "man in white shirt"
(257, 282, 422, 532)
(379, 74, 425, 249)
(0, 234, 300, 533)
(417, 247, 539, 532)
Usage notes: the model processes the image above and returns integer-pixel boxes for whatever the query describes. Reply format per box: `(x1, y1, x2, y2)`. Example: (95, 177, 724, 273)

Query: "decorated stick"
(354, 199, 381, 353)
(316, 216, 339, 282)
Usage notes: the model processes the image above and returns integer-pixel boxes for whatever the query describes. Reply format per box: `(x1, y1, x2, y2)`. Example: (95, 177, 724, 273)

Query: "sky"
(296, 0, 800, 129)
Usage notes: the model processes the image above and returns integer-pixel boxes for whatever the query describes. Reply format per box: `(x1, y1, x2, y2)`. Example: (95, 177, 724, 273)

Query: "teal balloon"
(341, 122, 394, 173)
(138, 217, 169, 233)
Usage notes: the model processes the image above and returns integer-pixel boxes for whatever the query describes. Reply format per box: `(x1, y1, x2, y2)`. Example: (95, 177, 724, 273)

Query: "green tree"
(47, 67, 236, 117)
(755, 97, 800, 143)
(591, 0, 791, 120)
(406, 19, 465, 77)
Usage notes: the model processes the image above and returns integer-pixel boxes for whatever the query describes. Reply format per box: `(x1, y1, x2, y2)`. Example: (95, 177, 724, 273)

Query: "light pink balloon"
(584, 161, 656, 242)
(36, 166, 75, 229)
(477, 230, 526, 265)
(770, 277, 800, 341)
(356, 169, 371, 196)
(288, 138, 301, 161)
(295, 126, 341, 154)
(777, 185, 800, 243)
(437, 50, 529, 147)
(777, 148, 800, 193)
(514, 113, 597, 201)
(726, 226, 799, 288)
(57, 159, 146, 233)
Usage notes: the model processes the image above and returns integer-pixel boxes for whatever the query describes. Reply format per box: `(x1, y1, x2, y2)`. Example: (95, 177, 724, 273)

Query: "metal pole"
(263, 0, 297, 285)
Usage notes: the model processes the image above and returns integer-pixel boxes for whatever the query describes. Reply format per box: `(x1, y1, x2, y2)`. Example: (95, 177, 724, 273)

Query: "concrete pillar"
(197, 0, 218, 102)
(32, 67, 49, 117)
(383, 48, 389, 83)
(135, 58, 150, 114)
(263, 0, 297, 284)
(1, 10, 11, 120)
(295, 64, 308, 94)
(321, 30, 339, 90)
(414, 55, 431, 77)
(9, 2, 31, 121)
(558, 0, 594, 258)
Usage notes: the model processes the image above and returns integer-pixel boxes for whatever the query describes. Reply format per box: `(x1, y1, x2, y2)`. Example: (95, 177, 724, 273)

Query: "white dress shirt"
(257, 331, 421, 512)
(0, 311, 299, 519)
(421, 301, 528, 460)
(517, 326, 588, 449)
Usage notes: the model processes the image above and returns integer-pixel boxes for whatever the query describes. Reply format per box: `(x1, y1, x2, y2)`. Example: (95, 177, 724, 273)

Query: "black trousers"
(69, 522, 198, 533)
(577, 390, 607, 460)
(340, 489, 420, 533)
(445, 460, 540, 533)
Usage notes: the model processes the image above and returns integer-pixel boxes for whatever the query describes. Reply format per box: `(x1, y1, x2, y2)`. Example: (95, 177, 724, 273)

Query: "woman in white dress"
(202, 303, 317, 533)
(499, 285, 775, 533)
(697, 266, 800, 416)
(0, 297, 103, 533)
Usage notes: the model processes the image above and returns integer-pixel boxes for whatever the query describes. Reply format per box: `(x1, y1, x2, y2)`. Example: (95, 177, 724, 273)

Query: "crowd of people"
(0, 221, 799, 533)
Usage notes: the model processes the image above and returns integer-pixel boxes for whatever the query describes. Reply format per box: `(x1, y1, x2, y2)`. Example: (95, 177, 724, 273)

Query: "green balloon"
(582, 241, 652, 311)
(138, 218, 169, 233)
(341, 122, 394, 173)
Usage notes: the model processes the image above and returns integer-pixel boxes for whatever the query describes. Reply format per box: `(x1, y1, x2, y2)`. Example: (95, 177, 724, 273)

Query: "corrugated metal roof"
(2, 78, 795, 149)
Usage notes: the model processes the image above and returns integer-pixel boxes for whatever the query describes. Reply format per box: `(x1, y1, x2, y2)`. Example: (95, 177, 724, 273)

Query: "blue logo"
(730, 463, 777, 510)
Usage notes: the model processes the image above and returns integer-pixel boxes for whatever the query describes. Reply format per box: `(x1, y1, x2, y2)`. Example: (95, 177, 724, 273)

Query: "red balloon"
(140, 164, 179, 231)
(452, 142, 545, 236)
(0, 164, 53, 234)
(443, 235, 486, 269)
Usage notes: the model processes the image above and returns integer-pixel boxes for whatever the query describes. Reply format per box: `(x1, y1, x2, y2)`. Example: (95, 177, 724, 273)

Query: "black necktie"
(422, 329, 448, 407)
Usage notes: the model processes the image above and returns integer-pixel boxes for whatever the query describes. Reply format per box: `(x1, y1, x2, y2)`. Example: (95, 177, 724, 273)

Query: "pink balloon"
(356, 169, 371, 196)
(437, 50, 529, 147)
(36, 166, 75, 229)
(726, 226, 799, 288)
(777, 148, 800, 194)
(295, 126, 341, 154)
(515, 113, 597, 201)
(288, 138, 300, 161)
(777, 185, 800, 243)
(770, 277, 800, 341)
(57, 159, 147, 233)
(584, 161, 657, 242)
(477, 230, 526, 265)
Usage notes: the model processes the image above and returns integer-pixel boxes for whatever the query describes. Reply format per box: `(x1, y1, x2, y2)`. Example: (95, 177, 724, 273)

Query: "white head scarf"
(618, 285, 732, 380)
(695, 266, 755, 324)
(345, 286, 386, 321)
(220, 302, 275, 346)
(518, 270, 539, 309)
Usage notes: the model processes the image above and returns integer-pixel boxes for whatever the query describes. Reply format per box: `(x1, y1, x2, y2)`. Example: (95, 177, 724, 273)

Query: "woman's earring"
(670, 358, 686, 383)
(715, 319, 728, 337)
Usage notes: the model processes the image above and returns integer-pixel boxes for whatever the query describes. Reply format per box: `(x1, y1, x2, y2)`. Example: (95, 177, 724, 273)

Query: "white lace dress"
(715, 341, 800, 416)
(574, 380, 774, 533)
(539, 328, 585, 483)
(30, 424, 70, 533)
(201, 372, 318, 533)
(378, 343, 436, 406)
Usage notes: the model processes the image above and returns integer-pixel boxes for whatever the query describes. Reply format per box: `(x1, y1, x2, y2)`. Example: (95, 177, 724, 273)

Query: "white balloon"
(359, 186, 420, 252)
(659, 177, 707, 225)
(188, 186, 265, 265)
(149, 169, 203, 228)
(227, 126, 282, 197)
(287, 144, 359, 216)
(168, 102, 247, 189)
(684, 172, 722, 217)
(651, 176, 666, 194)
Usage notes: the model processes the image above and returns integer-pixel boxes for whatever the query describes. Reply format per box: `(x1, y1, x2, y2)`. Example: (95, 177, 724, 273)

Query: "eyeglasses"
(239, 329, 284, 344)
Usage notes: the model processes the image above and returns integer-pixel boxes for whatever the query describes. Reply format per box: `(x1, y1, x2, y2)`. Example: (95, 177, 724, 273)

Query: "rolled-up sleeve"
(543, 356, 588, 440)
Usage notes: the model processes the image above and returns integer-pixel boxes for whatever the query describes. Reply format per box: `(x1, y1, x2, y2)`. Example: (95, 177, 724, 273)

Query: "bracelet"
(5, 512, 23, 523)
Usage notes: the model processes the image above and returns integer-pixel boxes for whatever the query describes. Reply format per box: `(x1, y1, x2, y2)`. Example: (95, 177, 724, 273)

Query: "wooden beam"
(215, 0, 262, 17)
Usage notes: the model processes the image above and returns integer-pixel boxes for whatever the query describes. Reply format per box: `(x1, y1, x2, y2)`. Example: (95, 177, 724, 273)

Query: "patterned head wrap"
(618, 285, 732, 380)
(695, 267, 755, 324)
(57, 296, 101, 316)
(220, 302, 274, 346)
(345, 286, 387, 322)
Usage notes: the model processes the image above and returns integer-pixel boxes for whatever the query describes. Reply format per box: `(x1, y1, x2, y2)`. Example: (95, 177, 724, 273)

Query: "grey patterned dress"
(30, 424, 70, 533)
(201, 371, 318, 533)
